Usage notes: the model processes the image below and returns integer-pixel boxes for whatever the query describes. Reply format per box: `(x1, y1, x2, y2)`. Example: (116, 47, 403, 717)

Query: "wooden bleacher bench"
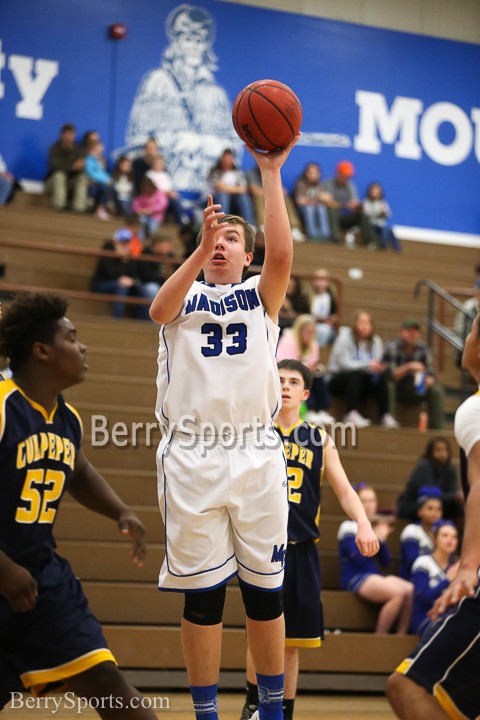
(3, 197, 470, 687)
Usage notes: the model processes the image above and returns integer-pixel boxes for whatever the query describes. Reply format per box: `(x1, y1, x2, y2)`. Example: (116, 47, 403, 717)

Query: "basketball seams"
(246, 90, 285, 151)
(232, 79, 302, 151)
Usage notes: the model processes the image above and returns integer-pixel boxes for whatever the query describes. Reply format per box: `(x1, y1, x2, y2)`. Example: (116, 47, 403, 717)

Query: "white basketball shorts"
(156, 426, 288, 592)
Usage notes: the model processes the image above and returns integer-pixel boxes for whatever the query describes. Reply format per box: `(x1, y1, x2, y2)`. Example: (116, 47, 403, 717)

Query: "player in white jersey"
(150, 135, 300, 720)
(387, 312, 480, 720)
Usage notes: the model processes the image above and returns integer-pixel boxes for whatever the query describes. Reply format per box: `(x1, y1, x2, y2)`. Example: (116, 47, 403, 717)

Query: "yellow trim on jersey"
(275, 419, 304, 436)
(65, 401, 84, 442)
(434, 683, 468, 720)
(285, 637, 321, 648)
(13, 382, 58, 423)
(21, 649, 117, 696)
(395, 658, 413, 674)
(0, 378, 16, 442)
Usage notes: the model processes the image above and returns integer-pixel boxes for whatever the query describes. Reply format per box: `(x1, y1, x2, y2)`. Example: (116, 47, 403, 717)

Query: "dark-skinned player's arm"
(68, 448, 146, 567)
(0, 550, 38, 612)
(429, 440, 480, 619)
(254, 135, 300, 321)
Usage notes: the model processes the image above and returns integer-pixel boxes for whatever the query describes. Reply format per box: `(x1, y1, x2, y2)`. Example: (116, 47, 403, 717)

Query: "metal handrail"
(414, 278, 476, 394)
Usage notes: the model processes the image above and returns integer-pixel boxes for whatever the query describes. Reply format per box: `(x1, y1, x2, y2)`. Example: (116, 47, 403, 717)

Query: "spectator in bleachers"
(45, 123, 87, 212)
(399, 486, 443, 581)
(132, 137, 159, 194)
(410, 520, 459, 636)
(326, 310, 399, 429)
(113, 216, 143, 257)
(246, 162, 305, 241)
(112, 155, 134, 218)
(396, 437, 463, 524)
(177, 222, 199, 260)
(338, 483, 414, 634)
(309, 268, 339, 346)
(140, 235, 178, 287)
(382, 319, 445, 429)
(90, 230, 160, 319)
(276, 314, 334, 424)
(278, 276, 311, 331)
(323, 161, 376, 247)
(146, 154, 186, 226)
(207, 149, 256, 226)
(80, 129, 101, 153)
(293, 162, 333, 242)
(251, 227, 265, 268)
(362, 182, 401, 252)
(132, 176, 169, 240)
(0, 153, 15, 205)
(85, 140, 113, 221)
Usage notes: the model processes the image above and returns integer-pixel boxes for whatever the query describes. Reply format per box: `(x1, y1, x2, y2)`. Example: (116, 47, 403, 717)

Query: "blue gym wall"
(1, 0, 479, 238)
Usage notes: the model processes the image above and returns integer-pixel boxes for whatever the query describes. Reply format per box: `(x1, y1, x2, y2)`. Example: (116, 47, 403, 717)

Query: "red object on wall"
(108, 23, 127, 40)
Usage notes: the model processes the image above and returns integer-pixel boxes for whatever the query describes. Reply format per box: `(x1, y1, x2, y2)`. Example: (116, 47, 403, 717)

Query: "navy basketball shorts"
(0, 555, 116, 696)
(283, 540, 324, 647)
(396, 586, 480, 719)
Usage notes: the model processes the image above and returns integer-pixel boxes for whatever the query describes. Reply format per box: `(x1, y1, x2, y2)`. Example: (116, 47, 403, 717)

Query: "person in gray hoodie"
(326, 309, 398, 428)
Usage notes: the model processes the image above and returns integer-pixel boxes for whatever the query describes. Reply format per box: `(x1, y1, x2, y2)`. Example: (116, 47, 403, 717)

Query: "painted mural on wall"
(122, 5, 240, 193)
(0, 0, 479, 236)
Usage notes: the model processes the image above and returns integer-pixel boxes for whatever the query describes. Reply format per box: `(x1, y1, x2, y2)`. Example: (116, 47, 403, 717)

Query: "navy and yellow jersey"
(0, 379, 83, 570)
(275, 420, 326, 543)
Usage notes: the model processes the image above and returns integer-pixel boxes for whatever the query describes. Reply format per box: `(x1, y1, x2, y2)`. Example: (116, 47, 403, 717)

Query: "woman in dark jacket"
(396, 437, 463, 523)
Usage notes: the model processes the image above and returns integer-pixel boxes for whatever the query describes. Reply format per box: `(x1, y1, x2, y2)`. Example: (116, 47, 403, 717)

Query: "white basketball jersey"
(155, 274, 281, 433)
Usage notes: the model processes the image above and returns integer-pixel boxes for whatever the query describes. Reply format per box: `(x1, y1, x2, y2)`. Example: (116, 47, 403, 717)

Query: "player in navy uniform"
(240, 360, 379, 720)
(0, 292, 157, 718)
(387, 312, 480, 720)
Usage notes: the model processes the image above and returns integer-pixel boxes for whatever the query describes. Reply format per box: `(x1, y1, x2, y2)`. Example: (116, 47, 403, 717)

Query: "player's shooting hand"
(199, 195, 225, 254)
(355, 522, 380, 557)
(247, 133, 301, 170)
(0, 561, 38, 612)
(428, 567, 478, 620)
(118, 511, 147, 568)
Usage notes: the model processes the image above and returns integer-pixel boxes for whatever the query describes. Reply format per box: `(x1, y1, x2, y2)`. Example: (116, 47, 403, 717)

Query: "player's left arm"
(430, 440, 480, 618)
(249, 136, 299, 320)
(68, 448, 146, 567)
(324, 437, 379, 557)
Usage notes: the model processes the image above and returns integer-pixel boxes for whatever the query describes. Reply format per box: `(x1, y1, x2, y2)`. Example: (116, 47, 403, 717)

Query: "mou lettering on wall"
(0, 0, 479, 240)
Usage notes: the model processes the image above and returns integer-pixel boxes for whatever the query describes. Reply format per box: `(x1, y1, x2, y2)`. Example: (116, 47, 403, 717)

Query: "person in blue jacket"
(399, 486, 443, 580)
(410, 520, 459, 636)
(338, 482, 414, 633)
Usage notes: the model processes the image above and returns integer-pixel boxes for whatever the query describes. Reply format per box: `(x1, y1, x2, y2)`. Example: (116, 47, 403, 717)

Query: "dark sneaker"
(240, 703, 258, 720)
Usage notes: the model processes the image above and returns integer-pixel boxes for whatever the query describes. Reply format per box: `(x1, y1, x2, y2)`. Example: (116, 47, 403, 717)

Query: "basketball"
(232, 79, 302, 152)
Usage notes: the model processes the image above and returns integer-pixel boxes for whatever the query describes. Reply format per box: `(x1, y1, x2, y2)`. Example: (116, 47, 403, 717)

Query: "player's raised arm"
(430, 441, 480, 618)
(324, 436, 379, 557)
(149, 198, 225, 325)
(248, 135, 299, 320)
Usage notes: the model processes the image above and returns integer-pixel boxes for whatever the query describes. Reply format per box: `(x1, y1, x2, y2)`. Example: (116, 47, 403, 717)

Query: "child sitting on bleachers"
(399, 486, 443, 580)
(338, 483, 414, 634)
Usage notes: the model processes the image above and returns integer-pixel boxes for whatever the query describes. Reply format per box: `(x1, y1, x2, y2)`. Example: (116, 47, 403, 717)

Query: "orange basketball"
(232, 79, 302, 152)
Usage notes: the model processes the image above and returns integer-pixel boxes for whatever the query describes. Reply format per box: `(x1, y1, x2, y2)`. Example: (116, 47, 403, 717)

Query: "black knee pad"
(239, 579, 283, 621)
(183, 585, 226, 626)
